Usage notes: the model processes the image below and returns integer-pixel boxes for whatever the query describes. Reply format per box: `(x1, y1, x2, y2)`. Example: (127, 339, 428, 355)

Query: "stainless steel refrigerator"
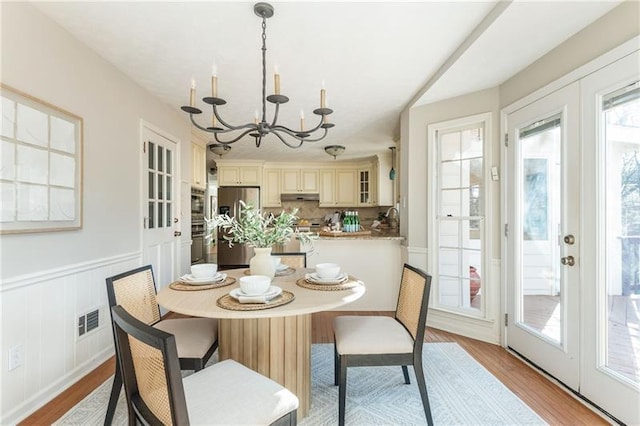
(216, 186, 260, 268)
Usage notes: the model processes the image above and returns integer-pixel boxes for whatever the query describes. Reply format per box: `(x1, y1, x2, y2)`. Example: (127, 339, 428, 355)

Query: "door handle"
(174, 231, 182, 237)
(561, 255, 575, 266)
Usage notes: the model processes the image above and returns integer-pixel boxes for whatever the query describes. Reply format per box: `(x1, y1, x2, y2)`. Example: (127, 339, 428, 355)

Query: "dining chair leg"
(333, 343, 339, 386)
(104, 363, 122, 426)
(413, 360, 433, 426)
(402, 365, 410, 384)
(338, 355, 348, 426)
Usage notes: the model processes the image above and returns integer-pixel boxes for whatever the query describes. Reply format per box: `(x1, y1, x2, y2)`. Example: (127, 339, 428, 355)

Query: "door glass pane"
(603, 85, 640, 384)
(148, 142, 155, 169)
(157, 146, 164, 172)
(518, 114, 562, 344)
(148, 202, 155, 229)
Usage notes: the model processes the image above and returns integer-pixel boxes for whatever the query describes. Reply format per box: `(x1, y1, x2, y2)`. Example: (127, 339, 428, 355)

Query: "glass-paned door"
(580, 51, 639, 425)
(505, 82, 580, 390)
(434, 120, 485, 313)
(142, 126, 179, 290)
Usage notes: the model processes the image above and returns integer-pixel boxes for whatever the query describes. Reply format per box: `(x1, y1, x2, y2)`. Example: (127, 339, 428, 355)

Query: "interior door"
(505, 82, 580, 390)
(142, 125, 179, 290)
(580, 52, 639, 425)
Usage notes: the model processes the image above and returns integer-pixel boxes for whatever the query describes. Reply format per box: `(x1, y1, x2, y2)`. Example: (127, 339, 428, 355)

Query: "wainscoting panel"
(0, 252, 142, 425)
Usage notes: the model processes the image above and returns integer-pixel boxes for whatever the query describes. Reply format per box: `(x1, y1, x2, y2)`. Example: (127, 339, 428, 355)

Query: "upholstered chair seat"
(154, 317, 217, 359)
(183, 359, 299, 425)
(334, 316, 414, 355)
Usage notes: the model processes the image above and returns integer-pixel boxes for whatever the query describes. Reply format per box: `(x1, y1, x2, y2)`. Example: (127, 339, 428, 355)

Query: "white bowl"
(239, 275, 271, 295)
(315, 263, 341, 279)
(272, 256, 282, 268)
(191, 263, 218, 278)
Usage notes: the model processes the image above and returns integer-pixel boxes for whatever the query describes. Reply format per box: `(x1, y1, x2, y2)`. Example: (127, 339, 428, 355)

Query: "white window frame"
(427, 112, 492, 319)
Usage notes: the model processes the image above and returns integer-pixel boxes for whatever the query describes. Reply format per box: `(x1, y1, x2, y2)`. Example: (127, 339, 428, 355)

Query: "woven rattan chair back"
(395, 264, 431, 342)
(275, 252, 307, 269)
(106, 265, 161, 326)
(112, 305, 189, 425)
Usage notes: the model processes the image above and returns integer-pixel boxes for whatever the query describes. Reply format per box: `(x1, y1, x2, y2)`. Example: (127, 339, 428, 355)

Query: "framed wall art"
(1, 84, 83, 233)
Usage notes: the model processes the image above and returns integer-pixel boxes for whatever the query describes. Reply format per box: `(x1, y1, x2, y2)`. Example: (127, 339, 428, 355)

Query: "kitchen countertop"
(310, 228, 403, 240)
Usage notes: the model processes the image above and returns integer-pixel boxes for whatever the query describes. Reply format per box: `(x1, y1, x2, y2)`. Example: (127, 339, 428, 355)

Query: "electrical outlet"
(8, 344, 23, 371)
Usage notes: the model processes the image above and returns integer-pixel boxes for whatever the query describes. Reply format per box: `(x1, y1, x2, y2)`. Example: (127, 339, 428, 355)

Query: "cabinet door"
(191, 143, 206, 187)
(218, 166, 240, 186)
(335, 169, 357, 206)
(240, 166, 261, 185)
(281, 169, 300, 193)
(300, 169, 319, 192)
(358, 167, 373, 206)
(319, 169, 336, 206)
(263, 169, 282, 207)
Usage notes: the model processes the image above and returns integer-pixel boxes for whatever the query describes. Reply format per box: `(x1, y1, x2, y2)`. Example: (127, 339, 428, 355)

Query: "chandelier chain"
(261, 17, 267, 126)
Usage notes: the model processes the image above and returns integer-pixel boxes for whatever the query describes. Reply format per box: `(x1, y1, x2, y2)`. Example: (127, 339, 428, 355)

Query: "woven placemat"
(169, 277, 236, 291)
(296, 276, 363, 291)
(243, 267, 296, 277)
(216, 290, 295, 311)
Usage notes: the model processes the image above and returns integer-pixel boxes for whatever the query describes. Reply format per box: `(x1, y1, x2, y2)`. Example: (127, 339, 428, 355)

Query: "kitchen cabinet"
(262, 168, 281, 207)
(357, 166, 373, 206)
(281, 168, 319, 193)
(335, 169, 358, 206)
(191, 143, 206, 188)
(218, 165, 261, 186)
(319, 169, 336, 206)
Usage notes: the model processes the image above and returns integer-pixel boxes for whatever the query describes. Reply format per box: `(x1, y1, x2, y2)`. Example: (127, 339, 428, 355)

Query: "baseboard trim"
(2, 347, 114, 425)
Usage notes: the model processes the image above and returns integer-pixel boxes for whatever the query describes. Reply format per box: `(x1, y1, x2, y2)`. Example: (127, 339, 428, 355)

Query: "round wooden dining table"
(156, 267, 365, 418)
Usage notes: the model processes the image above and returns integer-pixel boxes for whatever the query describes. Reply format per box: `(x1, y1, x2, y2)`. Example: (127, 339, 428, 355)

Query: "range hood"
(280, 193, 319, 202)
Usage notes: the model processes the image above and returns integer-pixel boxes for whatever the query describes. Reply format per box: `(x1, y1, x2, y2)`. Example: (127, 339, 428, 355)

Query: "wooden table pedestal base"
(218, 314, 312, 418)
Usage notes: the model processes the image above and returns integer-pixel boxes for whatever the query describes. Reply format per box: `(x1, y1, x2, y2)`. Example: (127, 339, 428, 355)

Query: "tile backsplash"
(263, 201, 392, 227)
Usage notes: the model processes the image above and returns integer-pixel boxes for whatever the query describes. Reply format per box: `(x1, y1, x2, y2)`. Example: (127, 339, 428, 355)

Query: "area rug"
(54, 343, 546, 425)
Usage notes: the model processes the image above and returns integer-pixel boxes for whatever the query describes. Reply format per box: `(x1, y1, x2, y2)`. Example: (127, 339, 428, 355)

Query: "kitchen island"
(301, 229, 404, 310)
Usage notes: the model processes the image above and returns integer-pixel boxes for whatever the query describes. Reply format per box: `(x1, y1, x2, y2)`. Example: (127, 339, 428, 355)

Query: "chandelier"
(181, 2, 334, 149)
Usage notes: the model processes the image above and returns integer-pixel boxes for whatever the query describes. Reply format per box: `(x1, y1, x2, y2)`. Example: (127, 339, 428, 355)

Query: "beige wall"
(500, 0, 640, 107)
(400, 0, 639, 344)
(0, 3, 191, 422)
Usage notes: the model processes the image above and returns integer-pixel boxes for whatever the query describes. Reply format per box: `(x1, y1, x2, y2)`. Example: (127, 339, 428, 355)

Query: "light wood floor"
(21, 311, 608, 425)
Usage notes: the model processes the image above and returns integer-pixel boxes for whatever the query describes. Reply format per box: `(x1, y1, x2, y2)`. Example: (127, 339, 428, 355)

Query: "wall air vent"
(77, 308, 101, 338)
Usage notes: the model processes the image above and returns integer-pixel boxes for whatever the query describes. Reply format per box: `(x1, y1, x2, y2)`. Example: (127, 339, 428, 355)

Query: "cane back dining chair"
(273, 252, 307, 269)
(110, 305, 299, 425)
(333, 263, 433, 426)
(104, 265, 218, 425)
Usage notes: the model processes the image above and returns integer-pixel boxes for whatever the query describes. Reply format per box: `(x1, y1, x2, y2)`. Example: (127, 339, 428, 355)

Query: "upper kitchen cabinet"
(262, 168, 281, 207)
(216, 160, 263, 187)
(191, 138, 206, 189)
(319, 169, 336, 206)
(281, 168, 319, 193)
(335, 168, 358, 206)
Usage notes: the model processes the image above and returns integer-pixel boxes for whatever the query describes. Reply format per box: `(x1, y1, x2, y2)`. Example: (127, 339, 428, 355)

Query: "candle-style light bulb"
(190, 78, 196, 107)
(254, 109, 260, 124)
(274, 65, 281, 95)
(300, 109, 305, 131)
(320, 80, 326, 108)
(211, 64, 218, 98)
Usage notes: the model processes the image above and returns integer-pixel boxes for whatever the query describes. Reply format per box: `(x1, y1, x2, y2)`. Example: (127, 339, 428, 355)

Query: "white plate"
(305, 272, 348, 284)
(179, 272, 227, 285)
(229, 286, 283, 299)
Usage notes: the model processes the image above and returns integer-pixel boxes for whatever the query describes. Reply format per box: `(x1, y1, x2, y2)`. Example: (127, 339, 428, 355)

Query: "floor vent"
(78, 308, 100, 337)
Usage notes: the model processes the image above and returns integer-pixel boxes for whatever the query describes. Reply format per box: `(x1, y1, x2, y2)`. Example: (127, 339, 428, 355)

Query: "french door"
(580, 52, 639, 425)
(142, 124, 179, 291)
(505, 51, 640, 424)
(505, 83, 581, 390)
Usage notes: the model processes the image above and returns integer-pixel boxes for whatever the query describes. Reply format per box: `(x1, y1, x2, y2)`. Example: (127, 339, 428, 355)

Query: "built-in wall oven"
(191, 188, 206, 264)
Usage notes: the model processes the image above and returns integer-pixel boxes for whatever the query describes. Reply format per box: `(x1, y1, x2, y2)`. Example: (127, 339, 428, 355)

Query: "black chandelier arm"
(271, 116, 325, 135)
(270, 101, 280, 127)
(271, 130, 305, 148)
(213, 128, 258, 145)
(287, 127, 328, 143)
(211, 105, 258, 132)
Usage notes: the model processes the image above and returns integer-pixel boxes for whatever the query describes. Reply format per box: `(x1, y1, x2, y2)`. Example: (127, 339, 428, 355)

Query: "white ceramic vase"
(250, 247, 275, 280)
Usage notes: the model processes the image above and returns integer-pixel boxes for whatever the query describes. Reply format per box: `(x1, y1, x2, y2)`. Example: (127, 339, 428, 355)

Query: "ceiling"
(33, 1, 621, 163)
